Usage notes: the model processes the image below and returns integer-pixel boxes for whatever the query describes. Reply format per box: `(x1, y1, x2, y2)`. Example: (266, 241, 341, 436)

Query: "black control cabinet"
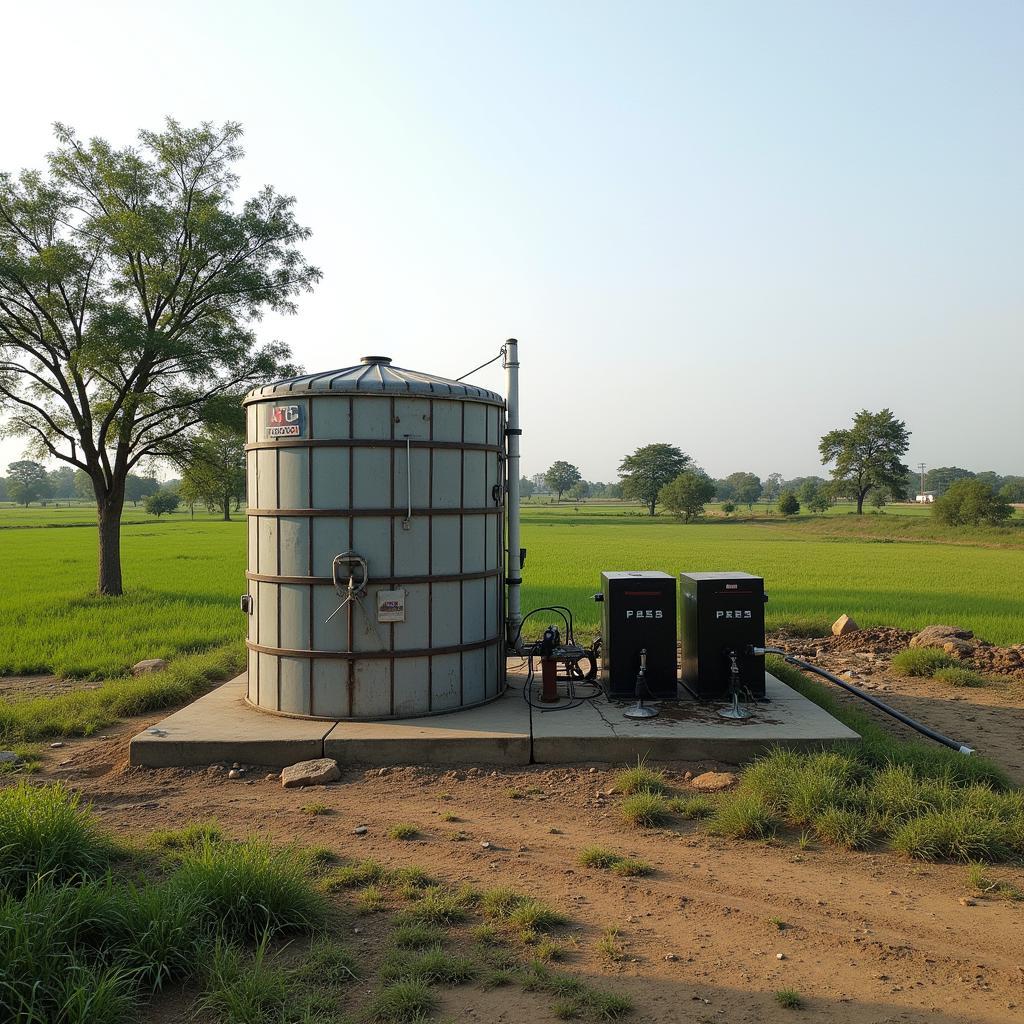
(680, 572, 766, 700)
(599, 571, 678, 698)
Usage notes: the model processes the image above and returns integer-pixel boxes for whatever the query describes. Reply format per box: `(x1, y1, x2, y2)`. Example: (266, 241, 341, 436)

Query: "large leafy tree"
(726, 471, 762, 510)
(544, 460, 581, 502)
(619, 443, 692, 516)
(933, 479, 1012, 527)
(0, 121, 316, 593)
(819, 409, 911, 515)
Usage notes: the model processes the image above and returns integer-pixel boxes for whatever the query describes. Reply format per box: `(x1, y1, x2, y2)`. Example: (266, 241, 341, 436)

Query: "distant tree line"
(532, 407, 1021, 526)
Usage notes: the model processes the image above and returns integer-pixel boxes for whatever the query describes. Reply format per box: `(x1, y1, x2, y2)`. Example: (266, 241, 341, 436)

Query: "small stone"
(378, 767, 389, 776)
(266, 773, 278, 781)
(353, 927, 362, 934)
(777, 953, 786, 960)
(49, 742, 65, 749)
(589, 767, 597, 773)
(690, 771, 738, 792)
(684, 771, 693, 781)
(595, 791, 605, 799)
(132, 658, 168, 675)
(832, 614, 859, 636)
(228, 768, 242, 779)
(481, 841, 492, 849)
(232, 762, 241, 770)
(548, 828, 562, 834)
(353, 825, 368, 835)
(0, 751, 23, 765)
(281, 758, 341, 789)
(665, 953, 679, 961)
(959, 897, 976, 907)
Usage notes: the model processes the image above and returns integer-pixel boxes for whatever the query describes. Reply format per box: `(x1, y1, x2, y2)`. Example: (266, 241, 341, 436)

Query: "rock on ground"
(132, 658, 168, 675)
(690, 771, 737, 792)
(281, 757, 341, 789)
(909, 625, 974, 649)
(0, 751, 23, 765)
(832, 614, 859, 637)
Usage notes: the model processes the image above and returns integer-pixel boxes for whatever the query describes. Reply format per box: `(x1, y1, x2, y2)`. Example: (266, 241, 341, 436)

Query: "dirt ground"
(17, 631, 1024, 1024)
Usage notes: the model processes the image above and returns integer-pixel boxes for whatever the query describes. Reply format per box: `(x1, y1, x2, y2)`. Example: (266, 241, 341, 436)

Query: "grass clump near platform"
(710, 659, 1024, 863)
(367, 979, 438, 1022)
(620, 790, 672, 828)
(890, 647, 955, 677)
(614, 758, 669, 795)
(172, 836, 325, 940)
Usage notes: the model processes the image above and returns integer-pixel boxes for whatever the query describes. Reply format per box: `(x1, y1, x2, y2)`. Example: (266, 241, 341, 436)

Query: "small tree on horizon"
(659, 469, 715, 522)
(174, 421, 246, 521)
(778, 491, 800, 516)
(144, 489, 179, 517)
(544, 461, 581, 502)
(619, 443, 692, 516)
(819, 409, 911, 514)
(933, 478, 1012, 527)
(6, 460, 51, 506)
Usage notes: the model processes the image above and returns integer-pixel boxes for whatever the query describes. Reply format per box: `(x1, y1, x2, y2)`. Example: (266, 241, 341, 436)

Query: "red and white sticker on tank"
(265, 404, 305, 438)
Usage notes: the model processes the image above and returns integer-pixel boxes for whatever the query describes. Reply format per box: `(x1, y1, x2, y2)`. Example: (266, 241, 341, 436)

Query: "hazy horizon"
(2, 1, 1022, 483)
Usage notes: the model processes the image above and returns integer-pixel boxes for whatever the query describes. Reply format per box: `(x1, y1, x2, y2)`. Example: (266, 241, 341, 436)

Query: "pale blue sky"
(2, 1, 1021, 481)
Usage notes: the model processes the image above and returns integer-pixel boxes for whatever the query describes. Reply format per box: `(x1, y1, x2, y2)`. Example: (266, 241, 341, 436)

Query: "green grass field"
(2, 502, 1022, 680)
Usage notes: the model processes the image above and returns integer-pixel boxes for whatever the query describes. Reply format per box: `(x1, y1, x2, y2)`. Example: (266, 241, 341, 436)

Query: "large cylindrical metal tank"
(242, 356, 506, 719)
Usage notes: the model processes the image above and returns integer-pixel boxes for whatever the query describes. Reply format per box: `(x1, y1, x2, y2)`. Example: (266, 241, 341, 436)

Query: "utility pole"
(917, 462, 926, 498)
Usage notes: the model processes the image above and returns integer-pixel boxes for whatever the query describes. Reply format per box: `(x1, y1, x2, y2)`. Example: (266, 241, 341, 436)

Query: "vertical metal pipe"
(504, 338, 523, 648)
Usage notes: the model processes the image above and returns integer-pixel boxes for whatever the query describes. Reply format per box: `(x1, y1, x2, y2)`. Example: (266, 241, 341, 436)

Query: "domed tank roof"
(244, 355, 503, 406)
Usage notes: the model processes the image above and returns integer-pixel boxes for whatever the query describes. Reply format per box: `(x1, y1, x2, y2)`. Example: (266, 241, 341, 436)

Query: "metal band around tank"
(245, 568, 502, 585)
(245, 439, 503, 453)
(246, 637, 500, 660)
(245, 506, 501, 518)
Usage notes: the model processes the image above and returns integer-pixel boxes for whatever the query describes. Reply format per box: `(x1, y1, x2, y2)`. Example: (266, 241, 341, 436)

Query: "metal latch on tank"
(325, 551, 387, 647)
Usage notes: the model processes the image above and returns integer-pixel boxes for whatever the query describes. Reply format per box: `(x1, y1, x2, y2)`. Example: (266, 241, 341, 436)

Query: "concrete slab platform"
(530, 674, 860, 764)
(129, 675, 334, 768)
(323, 696, 530, 766)
(130, 671, 859, 768)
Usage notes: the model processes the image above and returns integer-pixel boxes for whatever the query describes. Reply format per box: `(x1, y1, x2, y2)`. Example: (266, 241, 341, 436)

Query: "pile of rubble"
(768, 619, 1024, 680)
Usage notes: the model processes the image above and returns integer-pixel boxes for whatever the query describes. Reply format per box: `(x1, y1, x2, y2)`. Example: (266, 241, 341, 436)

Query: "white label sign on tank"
(376, 589, 406, 623)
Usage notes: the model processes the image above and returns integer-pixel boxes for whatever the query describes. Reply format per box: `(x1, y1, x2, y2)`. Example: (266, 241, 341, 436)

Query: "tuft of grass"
(196, 937, 289, 1024)
(589, 990, 634, 1019)
(439, 811, 459, 822)
(890, 808, 1018, 863)
(775, 988, 803, 1009)
(368, 979, 438, 1022)
(357, 883, 388, 914)
(578, 846, 621, 869)
(933, 666, 988, 688)
(614, 758, 669, 795)
(321, 858, 387, 891)
(812, 807, 878, 850)
(667, 795, 717, 819)
(379, 946, 476, 986)
(173, 837, 324, 939)
(620, 790, 672, 828)
(388, 823, 420, 841)
(610, 857, 652, 878)
(966, 863, 1023, 900)
(506, 788, 525, 800)
(300, 802, 330, 816)
(392, 923, 447, 949)
(708, 792, 780, 840)
(596, 927, 624, 962)
(148, 819, 223, 852)
(890, 647, 955, 677)
(295, 936, 360, 985)
(0, 781, 115, 894)
(481, 885, 528, 920)
(507, 898, 566, 933)
(399, 885, 474, 927)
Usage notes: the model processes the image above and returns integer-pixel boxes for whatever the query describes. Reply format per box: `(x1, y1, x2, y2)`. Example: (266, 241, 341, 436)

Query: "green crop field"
(1, 502, 1022, 680)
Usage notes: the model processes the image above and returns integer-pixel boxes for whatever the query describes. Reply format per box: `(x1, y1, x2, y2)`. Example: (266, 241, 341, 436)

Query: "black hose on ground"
(755, 646, 975, 756)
